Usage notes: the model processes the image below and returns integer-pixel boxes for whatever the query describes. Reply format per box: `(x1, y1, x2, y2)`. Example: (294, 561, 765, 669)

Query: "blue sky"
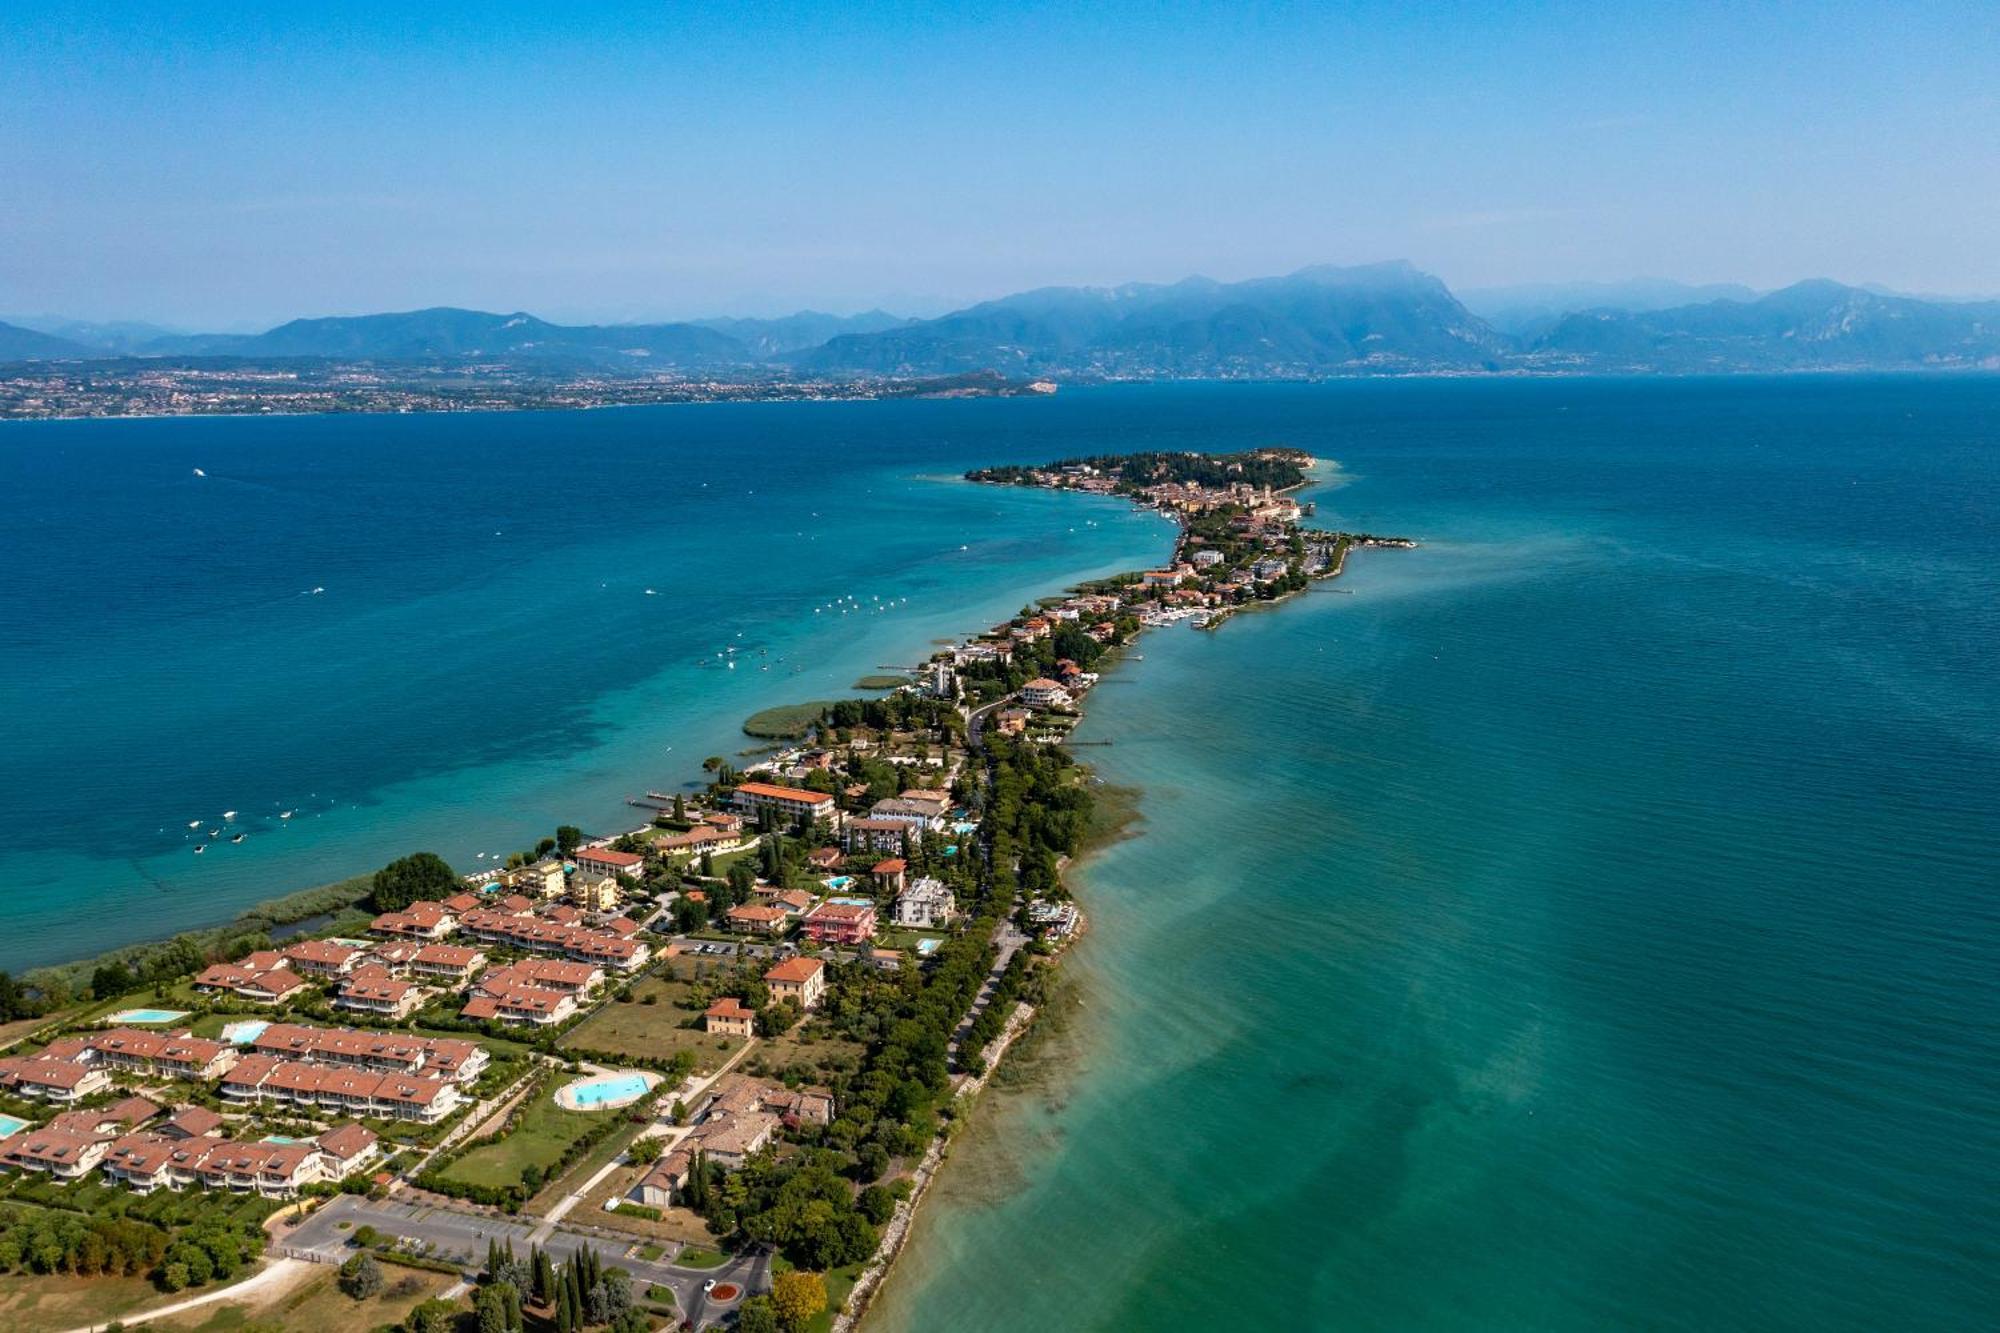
(4, 2, 1997, 326)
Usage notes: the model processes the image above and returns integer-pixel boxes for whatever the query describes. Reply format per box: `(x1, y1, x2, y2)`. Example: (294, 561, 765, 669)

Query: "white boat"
(222, 809, 237, 819)
(193, 844, 206, 854)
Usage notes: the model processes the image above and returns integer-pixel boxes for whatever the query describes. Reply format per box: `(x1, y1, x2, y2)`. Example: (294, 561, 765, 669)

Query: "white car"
(702, 1279, 718, 1294)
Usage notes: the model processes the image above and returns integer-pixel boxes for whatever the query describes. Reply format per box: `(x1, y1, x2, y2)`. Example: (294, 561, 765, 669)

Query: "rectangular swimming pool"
(104, 1007, 190, 1025)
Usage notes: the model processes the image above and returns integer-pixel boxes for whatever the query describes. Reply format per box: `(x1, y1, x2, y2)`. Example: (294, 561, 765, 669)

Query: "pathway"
(530, 1037, 758, 1239)
(59, 1256, 316, 1333)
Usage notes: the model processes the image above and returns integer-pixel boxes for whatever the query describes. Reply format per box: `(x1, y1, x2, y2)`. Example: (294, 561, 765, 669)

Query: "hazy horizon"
(6, 3, 1998, 327)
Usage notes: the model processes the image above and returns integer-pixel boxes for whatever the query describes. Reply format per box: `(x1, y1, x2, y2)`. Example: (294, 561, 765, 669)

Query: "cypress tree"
(503, 1280, 522, 1333)
(534, 1246, 554, 1305)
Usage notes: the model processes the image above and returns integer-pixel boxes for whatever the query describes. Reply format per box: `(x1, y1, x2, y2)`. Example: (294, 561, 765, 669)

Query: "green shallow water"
(869, 377, 2000, 1331)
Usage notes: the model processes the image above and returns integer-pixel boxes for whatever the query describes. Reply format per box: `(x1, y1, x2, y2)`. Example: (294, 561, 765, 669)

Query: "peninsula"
(0, 449, 1406, 1332)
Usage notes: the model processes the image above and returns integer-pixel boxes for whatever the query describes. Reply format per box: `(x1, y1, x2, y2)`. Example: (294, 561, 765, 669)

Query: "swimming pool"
(916, 938, 941, 955)
(0, 1115, 28, 1138)
(261, 1135, 304, 1144)
(830, 896, 874, 908)
(222, 1019, 271, 1045)
(823, 875, 854, 890)
(556, 1070, 659, 1111)
(104, 1007, 189, 1025)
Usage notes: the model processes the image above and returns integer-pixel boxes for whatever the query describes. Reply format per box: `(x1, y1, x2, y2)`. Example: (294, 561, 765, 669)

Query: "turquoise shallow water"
(867, 377, 2000, 1331)
(0, 400, 1170, 968)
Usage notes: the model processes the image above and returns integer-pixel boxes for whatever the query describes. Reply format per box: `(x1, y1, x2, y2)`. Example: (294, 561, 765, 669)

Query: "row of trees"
(0, 1205, 167, 1277)
(457, 1239, 641, 1333)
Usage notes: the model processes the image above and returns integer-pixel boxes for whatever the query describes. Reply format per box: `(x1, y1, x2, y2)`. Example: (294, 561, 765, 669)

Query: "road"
(283, 1195, 767, 1323)
(964, 692, 1017, 748)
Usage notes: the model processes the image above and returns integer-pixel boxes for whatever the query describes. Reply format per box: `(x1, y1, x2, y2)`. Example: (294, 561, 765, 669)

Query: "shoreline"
(10, 445, 1402, 1330)
(826, 452, 1407, 1329)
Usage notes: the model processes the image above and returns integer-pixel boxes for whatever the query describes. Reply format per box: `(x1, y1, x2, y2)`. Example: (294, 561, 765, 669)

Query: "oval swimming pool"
(557, 1070, 659, 1110)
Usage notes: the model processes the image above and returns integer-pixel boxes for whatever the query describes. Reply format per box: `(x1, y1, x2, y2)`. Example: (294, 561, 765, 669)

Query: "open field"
(750, 1022, 868, 1083)
(0, 1272, 166, 1329)
(562, 975, 747, 1072)
(156, 1264, 460, 1331)
(436, 1088, 615, 1191)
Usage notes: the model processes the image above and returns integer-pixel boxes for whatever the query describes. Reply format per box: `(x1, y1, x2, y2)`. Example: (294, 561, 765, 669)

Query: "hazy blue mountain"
(794, 262, 1510, 376)
(1528, 280, 2000, 371)
(0, 321, 94, 360)
(1, 317, 189, 355)
(216, 307, 750, 368)
(692, 309, 912, 357)
(1459, 279, 1761, 336)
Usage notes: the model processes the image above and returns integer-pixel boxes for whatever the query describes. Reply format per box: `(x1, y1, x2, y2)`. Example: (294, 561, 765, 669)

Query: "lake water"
(0, 398, 1165, 967)
(862, 377, 2000, 1332)
(5, 379, 1997, 1329)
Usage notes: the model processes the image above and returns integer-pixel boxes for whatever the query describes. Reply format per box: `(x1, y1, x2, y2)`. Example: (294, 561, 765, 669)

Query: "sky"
(4, 1, 1998, 328)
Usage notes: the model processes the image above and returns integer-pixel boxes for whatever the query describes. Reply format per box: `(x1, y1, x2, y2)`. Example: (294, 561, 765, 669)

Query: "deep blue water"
(5, 378, 1998, 1330)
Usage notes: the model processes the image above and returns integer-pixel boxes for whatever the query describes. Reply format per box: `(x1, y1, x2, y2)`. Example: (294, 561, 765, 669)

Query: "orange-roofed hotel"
(731, 781, 839, 825)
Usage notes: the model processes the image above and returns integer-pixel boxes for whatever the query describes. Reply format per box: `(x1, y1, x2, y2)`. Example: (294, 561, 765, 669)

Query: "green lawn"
(673, 1246, 727, 1269)
(435, 1089, 613, 1191)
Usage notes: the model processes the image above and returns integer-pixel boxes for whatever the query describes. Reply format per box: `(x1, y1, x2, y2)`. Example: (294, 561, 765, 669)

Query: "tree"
(405, 1299, 458, 1333)
(475, 1282, 506, 1333)
(339, 1251, 385, 1299)
(857, 1184, 896, 1225)
(673, 794, 687, 821)
(556, 825, 584, 856)
(369, 852, 458, 912)
(737, 1296, 782, 1333)
(536, 837, 557, 857)
(588, 1267, 633, 1324)
(91, 961, 135, 999)
(628, 1137, 663, 1165)
(771, 1270, 828, 1331)
(533, 1245, 556, 1306)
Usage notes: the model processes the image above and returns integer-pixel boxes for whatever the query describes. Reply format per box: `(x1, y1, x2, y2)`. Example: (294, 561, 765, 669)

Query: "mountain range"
(8, 264, 1999, 377)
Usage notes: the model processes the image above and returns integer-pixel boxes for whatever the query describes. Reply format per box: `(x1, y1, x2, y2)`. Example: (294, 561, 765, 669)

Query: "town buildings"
(764, 956, 828, 1011)
(802, 901, 877, 945)
(731, 781, 838, 826)
(893, 877, 958, 929)
(703, 997, 757, 1037)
